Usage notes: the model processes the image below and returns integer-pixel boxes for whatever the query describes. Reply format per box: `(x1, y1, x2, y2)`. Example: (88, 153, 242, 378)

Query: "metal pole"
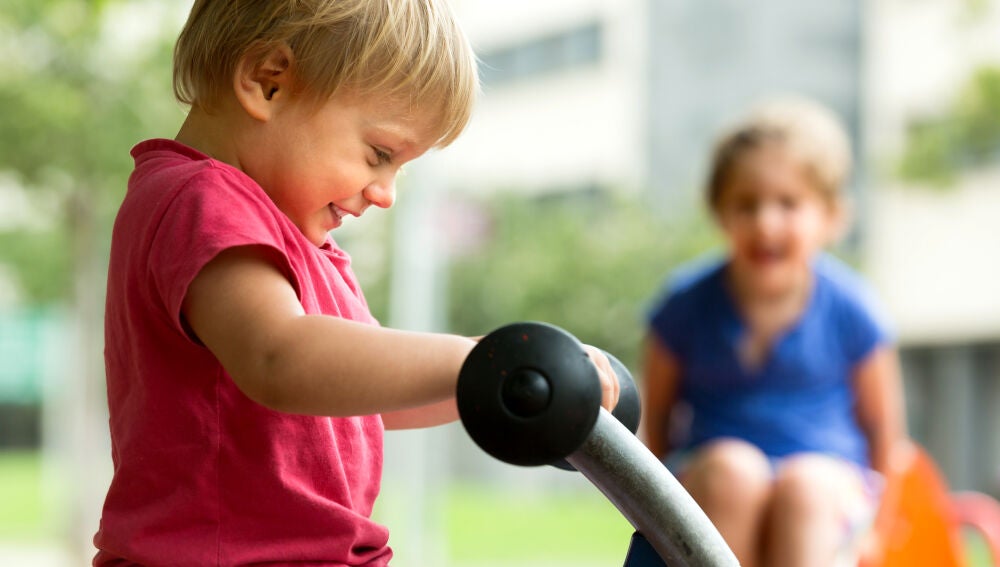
(383, 159, 446, 566)
(566, 410, 740, 567)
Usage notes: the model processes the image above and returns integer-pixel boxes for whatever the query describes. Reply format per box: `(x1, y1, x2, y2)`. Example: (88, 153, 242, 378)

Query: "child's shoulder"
(649, 253, 727, 319)
(646, 254, 727, 343)
(121, 139, 300, 255)
(813, 253, 893, 333)
(129, 139, 268, 209)
(663, 253, 727, 298)
(813, 254, 879, 304)
(132, 139, 240, 184)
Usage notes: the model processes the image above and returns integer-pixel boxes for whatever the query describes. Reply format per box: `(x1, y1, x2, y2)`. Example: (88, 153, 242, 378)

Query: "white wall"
(438, 0, 649, 195)
(865, 0, 1000, 344)
(867, 173, 1000, 344)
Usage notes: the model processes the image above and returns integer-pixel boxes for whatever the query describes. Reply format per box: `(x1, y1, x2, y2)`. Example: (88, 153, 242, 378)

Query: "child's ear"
(826, 196, 853, 244)
(233, 44, 294, 122)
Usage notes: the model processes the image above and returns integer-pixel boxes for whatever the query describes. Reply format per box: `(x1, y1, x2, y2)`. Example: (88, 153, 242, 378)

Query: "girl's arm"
(641, 334, 681, 460)
(183, 246, 619, 419)
(853, 345, 907, 475)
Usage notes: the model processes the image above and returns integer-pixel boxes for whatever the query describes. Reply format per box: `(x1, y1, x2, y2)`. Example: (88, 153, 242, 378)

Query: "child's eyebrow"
(369, 127, 435, 165)
(369, 125, 414, 150)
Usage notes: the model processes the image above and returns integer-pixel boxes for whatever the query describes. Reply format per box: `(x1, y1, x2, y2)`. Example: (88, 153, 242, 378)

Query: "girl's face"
(714, 143, 841, 298)
(241, 91, 438, 246)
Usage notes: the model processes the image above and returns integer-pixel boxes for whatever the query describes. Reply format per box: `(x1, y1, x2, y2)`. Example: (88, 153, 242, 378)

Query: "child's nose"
(754, 203, 783, 233)
(364, 179, 396, 209)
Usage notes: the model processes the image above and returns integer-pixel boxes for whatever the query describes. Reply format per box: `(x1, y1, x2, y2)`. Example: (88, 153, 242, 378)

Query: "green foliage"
(898, 66, 1000, 187)
(962, 0, 992, 20)
(0, 231, 72, 306)
(446, 191, 718, 370)
(0, 0, 182, 304)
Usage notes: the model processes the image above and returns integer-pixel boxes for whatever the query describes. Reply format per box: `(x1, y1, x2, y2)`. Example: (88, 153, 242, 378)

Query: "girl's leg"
(680, 439, 772, 567)
(762, 454, 874, 567)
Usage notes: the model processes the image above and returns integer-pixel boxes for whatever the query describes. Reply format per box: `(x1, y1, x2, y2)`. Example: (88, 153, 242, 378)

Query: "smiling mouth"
(749, 247, 785, 264)
(329, 204, 353, 220)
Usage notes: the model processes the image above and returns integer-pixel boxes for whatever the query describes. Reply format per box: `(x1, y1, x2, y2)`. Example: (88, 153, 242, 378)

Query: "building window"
(479, 22, 603, 86)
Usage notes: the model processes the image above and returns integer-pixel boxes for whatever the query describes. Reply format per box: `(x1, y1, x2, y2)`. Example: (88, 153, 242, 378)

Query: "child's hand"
(582, 345, 621, 412)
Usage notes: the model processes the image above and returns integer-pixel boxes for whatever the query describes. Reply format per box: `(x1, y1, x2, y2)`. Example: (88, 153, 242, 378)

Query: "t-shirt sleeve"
(647, 287, 679, 351)
(825, 258, 895, 364)
(646, 280, 692, 358)
(841, 292, 893, 364)
(147, 167, 298, 338)
(645, 257, 722, 359)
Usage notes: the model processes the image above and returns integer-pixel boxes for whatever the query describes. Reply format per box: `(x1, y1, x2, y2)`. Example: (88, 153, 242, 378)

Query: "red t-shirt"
(95, 139, 391, 566)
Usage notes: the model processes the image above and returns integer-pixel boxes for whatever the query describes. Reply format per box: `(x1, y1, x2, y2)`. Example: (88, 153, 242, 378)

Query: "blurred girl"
(641, 97, 906, 567)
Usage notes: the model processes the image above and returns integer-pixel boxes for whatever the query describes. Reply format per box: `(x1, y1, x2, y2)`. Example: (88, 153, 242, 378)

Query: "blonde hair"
(706, 96, 853, 209)
(173, 0, 479, 147)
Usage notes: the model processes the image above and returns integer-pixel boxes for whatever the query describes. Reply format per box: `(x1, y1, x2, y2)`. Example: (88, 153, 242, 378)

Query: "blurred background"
(1, 0, 999, 565)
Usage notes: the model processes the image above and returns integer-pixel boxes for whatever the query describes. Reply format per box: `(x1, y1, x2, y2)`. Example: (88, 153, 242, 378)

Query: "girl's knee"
(771, 454, 860, 519)
(683, 439, 772, 505)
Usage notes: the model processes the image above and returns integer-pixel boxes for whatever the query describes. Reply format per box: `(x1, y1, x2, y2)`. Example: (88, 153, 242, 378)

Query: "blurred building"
(864, 0, 1000, 493)
(442, 0, 863, 210)
(430, 0, 1000, 494)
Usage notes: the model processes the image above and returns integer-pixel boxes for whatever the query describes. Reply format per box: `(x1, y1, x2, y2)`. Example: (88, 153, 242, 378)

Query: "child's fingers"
(583, 344, 620, 412)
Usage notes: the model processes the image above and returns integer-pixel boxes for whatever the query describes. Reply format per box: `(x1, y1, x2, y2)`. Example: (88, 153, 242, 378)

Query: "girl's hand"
(582, 344, 621, 412)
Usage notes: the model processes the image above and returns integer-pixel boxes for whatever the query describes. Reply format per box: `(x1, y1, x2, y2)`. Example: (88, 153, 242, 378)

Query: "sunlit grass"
(0, 450, 46, 540)
(964, 527, 996, 567)
(443, 482, 634, 564)
(0, 452, 995, 566)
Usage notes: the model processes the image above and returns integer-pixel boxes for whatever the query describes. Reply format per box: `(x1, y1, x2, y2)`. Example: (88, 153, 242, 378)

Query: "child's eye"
(779, 196, 799, 210)
(734, 199, 757, 215)
(371, 147, 392, 166)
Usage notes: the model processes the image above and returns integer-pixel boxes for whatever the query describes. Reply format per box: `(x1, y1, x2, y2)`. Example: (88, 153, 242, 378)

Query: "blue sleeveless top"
(647, 254, 892, 467)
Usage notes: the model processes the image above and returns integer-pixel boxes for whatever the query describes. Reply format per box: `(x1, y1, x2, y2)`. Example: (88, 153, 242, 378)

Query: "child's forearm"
(867, 429, 896, 475)
(184, 247, 617, 420)
(183, 245, 477, 417)
(641, 416, 670, 459)
(640, 335, 680, 459)
(247, 316, 476, 416)
(854, 346, 907, 475)
(381, 399, 459, 429)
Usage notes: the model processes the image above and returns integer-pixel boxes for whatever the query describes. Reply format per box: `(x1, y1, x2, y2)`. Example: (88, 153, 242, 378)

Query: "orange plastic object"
(858, 443, 966, 567)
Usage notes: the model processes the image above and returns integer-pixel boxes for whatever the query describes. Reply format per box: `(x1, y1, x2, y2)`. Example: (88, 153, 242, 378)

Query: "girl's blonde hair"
(173, 0, 479, 147)
(706, 96, 853, 210)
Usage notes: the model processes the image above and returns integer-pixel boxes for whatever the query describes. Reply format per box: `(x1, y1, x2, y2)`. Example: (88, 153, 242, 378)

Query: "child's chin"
(748, 265, 799, 294)
(306, 229, 330, 245)
(747, 259, 785, 278)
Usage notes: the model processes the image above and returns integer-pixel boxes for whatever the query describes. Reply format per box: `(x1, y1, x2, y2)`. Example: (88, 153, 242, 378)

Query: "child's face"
(242, 91, 438, 246)
(714, 143, 839, 296)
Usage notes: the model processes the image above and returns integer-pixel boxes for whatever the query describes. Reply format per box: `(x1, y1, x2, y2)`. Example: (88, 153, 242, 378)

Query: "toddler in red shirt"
(95, 1, 621, 565)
